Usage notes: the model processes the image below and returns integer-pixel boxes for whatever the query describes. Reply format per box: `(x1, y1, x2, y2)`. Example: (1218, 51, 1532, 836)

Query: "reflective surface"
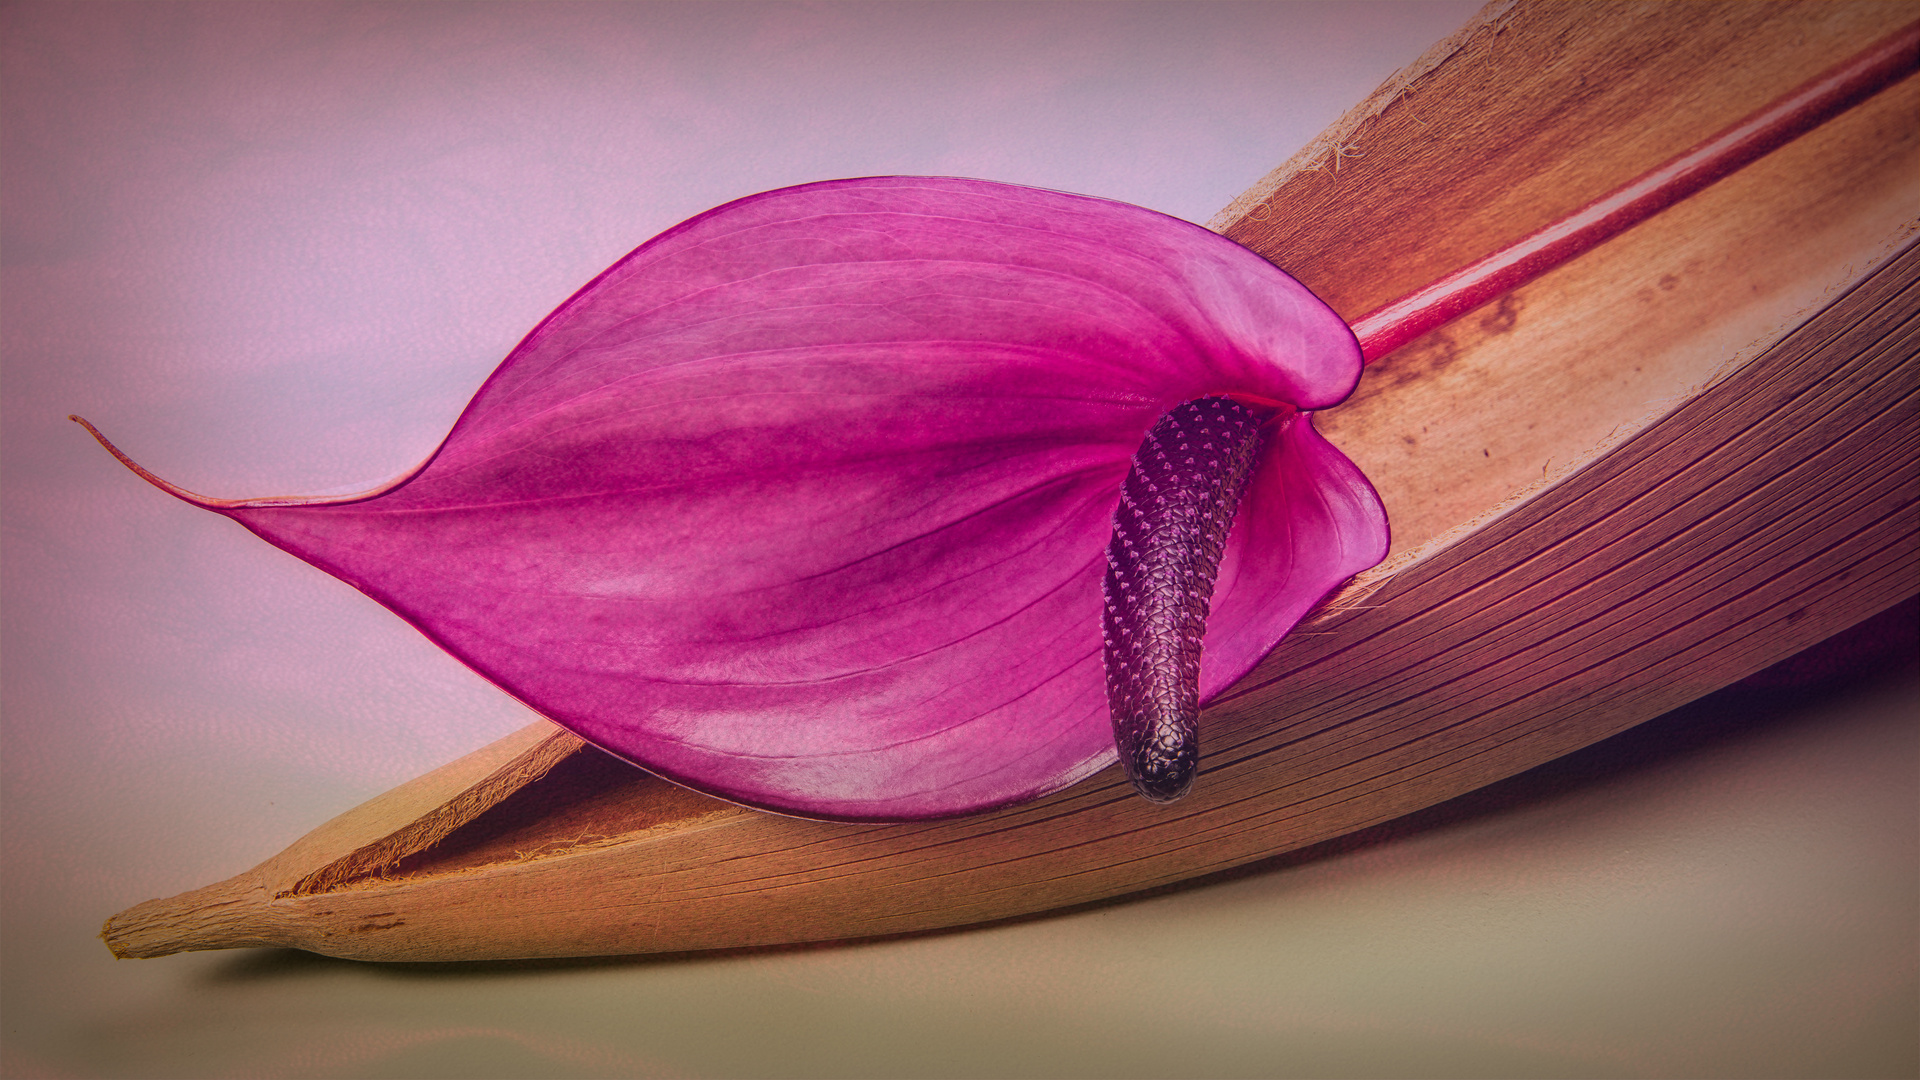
(9, 667, 1915, 1079)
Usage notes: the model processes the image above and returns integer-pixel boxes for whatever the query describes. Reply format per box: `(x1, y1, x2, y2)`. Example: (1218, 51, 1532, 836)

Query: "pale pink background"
(4, 3, 1913, 1077)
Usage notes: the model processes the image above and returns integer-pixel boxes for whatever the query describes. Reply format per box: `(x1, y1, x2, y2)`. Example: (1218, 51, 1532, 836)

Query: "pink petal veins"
(84, 177, 1388, 820)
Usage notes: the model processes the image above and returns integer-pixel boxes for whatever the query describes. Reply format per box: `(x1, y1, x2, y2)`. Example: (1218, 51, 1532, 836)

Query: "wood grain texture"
(103, 0, 1920, 961)
(1213, 0, 1914, 320)
(284, 727, 586, 897)
(1297, 3, 1918, 557)
(101, 720, 566, 956)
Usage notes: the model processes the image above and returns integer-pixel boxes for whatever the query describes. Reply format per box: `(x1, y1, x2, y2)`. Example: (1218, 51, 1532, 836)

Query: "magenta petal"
(1200, 414, 1391, 700)
(173, 177, 1382, 820)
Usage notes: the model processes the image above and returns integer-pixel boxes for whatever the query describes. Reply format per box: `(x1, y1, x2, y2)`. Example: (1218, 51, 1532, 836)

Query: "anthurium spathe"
(80, 176, 1388, 820)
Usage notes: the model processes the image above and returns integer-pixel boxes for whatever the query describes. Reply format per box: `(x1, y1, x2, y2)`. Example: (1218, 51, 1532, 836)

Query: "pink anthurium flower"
(80, 176, 1388, 820)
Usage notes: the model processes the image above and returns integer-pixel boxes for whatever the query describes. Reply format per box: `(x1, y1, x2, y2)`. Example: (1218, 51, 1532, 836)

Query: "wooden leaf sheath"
(106, 0, 1919, 962)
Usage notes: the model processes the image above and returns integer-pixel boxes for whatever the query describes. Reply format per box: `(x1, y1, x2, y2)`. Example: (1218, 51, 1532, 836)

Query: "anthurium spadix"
(79, 176, 1389, 820)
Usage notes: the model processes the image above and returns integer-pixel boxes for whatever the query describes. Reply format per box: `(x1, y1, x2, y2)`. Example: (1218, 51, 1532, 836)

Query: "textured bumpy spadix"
(89, 177, 1388, 820)
(1104, 397, 1269, 803)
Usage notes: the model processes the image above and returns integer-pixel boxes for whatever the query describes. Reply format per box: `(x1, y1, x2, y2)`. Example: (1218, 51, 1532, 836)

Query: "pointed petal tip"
(69, 414, 238, 510)
(70, 414, 419, 512)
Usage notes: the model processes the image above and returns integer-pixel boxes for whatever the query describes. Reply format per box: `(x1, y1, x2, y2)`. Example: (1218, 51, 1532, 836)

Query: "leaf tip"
(70, 414, 234, 510)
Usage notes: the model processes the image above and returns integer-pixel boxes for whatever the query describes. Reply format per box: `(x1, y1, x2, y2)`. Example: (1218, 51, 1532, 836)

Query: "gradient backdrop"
(3, 3, 1915, 1077)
